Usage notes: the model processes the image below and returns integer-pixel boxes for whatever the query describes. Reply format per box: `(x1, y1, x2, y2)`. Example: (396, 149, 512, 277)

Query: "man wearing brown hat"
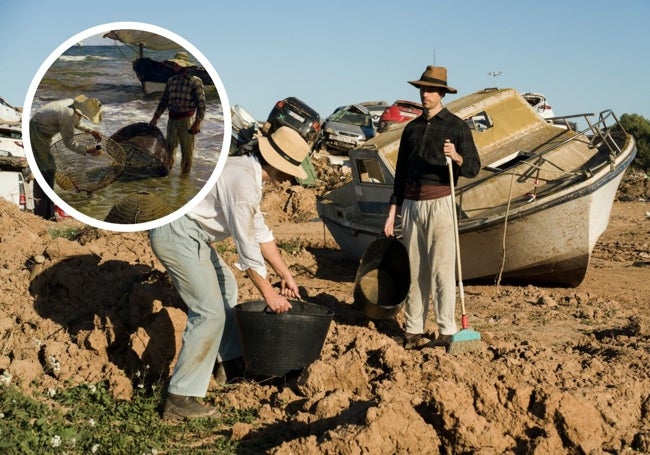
(384, 66, 481, 349)
(29, 95, 103, 220)
(150, 126, 309, 420)
(150, 51, 206, 175)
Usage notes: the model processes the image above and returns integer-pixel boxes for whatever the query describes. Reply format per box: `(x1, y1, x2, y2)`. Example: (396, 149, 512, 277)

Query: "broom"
(445, 156, 482, 354)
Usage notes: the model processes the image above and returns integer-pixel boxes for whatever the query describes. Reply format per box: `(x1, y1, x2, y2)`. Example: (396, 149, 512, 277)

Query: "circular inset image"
(23, 22, 231, 231)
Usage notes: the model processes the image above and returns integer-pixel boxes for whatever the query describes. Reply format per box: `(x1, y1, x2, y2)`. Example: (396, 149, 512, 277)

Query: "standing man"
(150, 51, 206, 175)
(384, 66, 481, 349)
(150, 126, 310, 421)
(29, 95, 103, 220)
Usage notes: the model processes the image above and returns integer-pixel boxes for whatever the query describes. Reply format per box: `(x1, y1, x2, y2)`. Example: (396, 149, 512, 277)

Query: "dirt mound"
(0, 167, 649, 453)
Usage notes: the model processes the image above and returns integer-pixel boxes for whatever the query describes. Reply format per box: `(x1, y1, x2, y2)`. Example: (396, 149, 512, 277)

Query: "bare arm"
(246, 266, 293, 313)
(260, 241, 301, 299)
(384, 204, 399, 237)
(245, 240, 301, 313)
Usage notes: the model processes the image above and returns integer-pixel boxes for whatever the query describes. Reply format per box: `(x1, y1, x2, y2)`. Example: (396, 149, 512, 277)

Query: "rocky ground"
(0, 164, 648, 454)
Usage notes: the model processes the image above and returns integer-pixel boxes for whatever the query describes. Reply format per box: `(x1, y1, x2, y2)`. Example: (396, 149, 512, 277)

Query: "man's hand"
(86, 146, 102, 156)
(188, 123, 201, 135)
(444, 139, 463, 166)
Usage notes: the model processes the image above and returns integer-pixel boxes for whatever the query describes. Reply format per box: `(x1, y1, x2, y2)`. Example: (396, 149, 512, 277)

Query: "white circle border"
(22, 21, 231, 232)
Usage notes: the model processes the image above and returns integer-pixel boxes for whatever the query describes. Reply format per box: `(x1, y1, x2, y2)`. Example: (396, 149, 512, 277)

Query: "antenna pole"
(487, 71, 502, 86)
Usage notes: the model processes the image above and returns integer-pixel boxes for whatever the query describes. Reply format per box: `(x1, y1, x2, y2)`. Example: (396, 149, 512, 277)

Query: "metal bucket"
(353, 236, 410, 319)
(234, 300, 334, 377)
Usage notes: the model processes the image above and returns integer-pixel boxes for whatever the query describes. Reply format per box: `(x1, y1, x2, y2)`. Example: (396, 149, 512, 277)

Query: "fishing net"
(104, 191, 173, 224)
(51, 133, 126, 192)
(110, 122, 172, 180)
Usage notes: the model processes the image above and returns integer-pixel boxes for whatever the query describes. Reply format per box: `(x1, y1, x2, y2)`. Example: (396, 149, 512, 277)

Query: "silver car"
(321, 104, 376, 154)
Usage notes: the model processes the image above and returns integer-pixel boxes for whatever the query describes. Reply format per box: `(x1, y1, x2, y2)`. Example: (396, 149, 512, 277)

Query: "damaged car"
(261, 96, 321, 147)
(320, 104, 376, 154)
(376, 99, 423, 132)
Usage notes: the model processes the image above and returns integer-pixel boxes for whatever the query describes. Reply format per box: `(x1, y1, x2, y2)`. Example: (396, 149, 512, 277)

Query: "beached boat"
(104, 30, 214, 95)
(316, 88, 637, 287)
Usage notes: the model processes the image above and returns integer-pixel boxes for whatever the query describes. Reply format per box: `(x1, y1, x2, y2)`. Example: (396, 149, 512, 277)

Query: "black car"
(261, 97, 321, 146)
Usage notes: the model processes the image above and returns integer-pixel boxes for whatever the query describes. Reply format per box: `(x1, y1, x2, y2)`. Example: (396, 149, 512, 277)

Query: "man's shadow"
(29, 254, 185, 385)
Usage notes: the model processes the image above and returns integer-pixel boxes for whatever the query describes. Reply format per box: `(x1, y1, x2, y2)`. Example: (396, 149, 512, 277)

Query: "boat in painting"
(316, 88, 637, 287)
(104, 30, 214, 95)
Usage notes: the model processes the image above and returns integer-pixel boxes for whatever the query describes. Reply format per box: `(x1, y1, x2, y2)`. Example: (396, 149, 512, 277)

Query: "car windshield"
(330, 108, 372, 127)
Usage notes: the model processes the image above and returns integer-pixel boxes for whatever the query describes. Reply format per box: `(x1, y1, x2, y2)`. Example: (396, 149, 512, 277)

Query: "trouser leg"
(401, 199, 431, 335)
(150, 217, 241, 397)
(429, 196, 457, 335)
(33, 170, 55, 220)
(167, 117, 193, 174)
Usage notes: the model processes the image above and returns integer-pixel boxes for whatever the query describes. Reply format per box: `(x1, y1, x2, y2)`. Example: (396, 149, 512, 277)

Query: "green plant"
(0, 381, 255, 454)
(620, 113, 650, 172)
(278, 239, 302, 255)
(47, 226, 83, 240)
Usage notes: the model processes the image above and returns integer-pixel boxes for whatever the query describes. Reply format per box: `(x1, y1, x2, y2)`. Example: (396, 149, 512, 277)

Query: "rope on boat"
(496, 167, 517, 288)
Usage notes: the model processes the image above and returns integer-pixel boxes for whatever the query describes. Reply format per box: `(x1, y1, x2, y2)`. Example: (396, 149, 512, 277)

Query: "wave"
(58, 55, 114, 62)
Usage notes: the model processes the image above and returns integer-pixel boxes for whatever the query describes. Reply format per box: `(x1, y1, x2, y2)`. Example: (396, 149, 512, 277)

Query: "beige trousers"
(166, 116, 195, 174)
(401, 196, 458, 336)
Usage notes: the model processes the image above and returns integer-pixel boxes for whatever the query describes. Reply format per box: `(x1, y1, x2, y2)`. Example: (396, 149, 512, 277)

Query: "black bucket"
(234, 300, 334, 377)
(353, 236, 410, 319)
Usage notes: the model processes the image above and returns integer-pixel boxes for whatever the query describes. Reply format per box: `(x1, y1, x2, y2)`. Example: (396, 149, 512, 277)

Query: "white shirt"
(30, 99, 93, 153)
(187, 155, 274, 278)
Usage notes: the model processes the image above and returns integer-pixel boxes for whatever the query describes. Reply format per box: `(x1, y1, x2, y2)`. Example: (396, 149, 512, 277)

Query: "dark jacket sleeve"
(457, 121, 481, 179)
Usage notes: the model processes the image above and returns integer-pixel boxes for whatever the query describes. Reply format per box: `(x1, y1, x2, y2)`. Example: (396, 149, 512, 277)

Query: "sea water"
(30, 44, 226, 223)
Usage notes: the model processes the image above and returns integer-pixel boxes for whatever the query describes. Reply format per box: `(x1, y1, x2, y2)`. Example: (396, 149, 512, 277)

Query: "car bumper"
(326, 134, 363, 150)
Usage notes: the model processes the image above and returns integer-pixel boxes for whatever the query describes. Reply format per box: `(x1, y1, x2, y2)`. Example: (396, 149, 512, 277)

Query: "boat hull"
(319, 153, 630, 287)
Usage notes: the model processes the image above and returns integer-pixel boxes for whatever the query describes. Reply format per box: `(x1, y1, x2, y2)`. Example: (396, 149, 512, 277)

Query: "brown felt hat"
(257, 126, 309, 180)
(408, 65, 457, 94)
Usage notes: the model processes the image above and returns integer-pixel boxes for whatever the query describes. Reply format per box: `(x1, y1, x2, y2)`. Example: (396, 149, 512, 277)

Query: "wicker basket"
(110, 122, 172, 180)
(51, 133, 125, 192)
(104, 191, 173, 224)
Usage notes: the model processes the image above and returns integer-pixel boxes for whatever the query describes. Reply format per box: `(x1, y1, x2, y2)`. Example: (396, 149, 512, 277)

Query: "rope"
(521, 157, 581, 178)
(111, 40, 137, 62)
(495, 167, 518, 288)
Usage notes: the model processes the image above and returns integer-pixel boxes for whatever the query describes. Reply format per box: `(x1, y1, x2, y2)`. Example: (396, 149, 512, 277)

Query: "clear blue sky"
(2, 0, 649, 122)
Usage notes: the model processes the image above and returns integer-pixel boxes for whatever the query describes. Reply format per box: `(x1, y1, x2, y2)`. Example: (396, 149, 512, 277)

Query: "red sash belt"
(403, 183, 451, 201)
(169, 110, 195, 119)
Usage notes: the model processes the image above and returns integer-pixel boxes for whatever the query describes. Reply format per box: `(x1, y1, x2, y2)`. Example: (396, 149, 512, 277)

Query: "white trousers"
(401, 196, 458, 336)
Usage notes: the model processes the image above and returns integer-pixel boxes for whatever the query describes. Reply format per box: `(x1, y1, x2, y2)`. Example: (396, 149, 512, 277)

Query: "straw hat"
(165, 51, 194, 68)
(72, 95, 102, 124)
(408, 65, 457, 94)
(257, 126, 309, 180)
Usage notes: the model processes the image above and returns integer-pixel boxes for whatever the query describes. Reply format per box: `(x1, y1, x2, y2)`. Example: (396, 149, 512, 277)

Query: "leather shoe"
(432, 334, 452, 347)
(392, 332, 430, 349)
(163, 393, 220, 421)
